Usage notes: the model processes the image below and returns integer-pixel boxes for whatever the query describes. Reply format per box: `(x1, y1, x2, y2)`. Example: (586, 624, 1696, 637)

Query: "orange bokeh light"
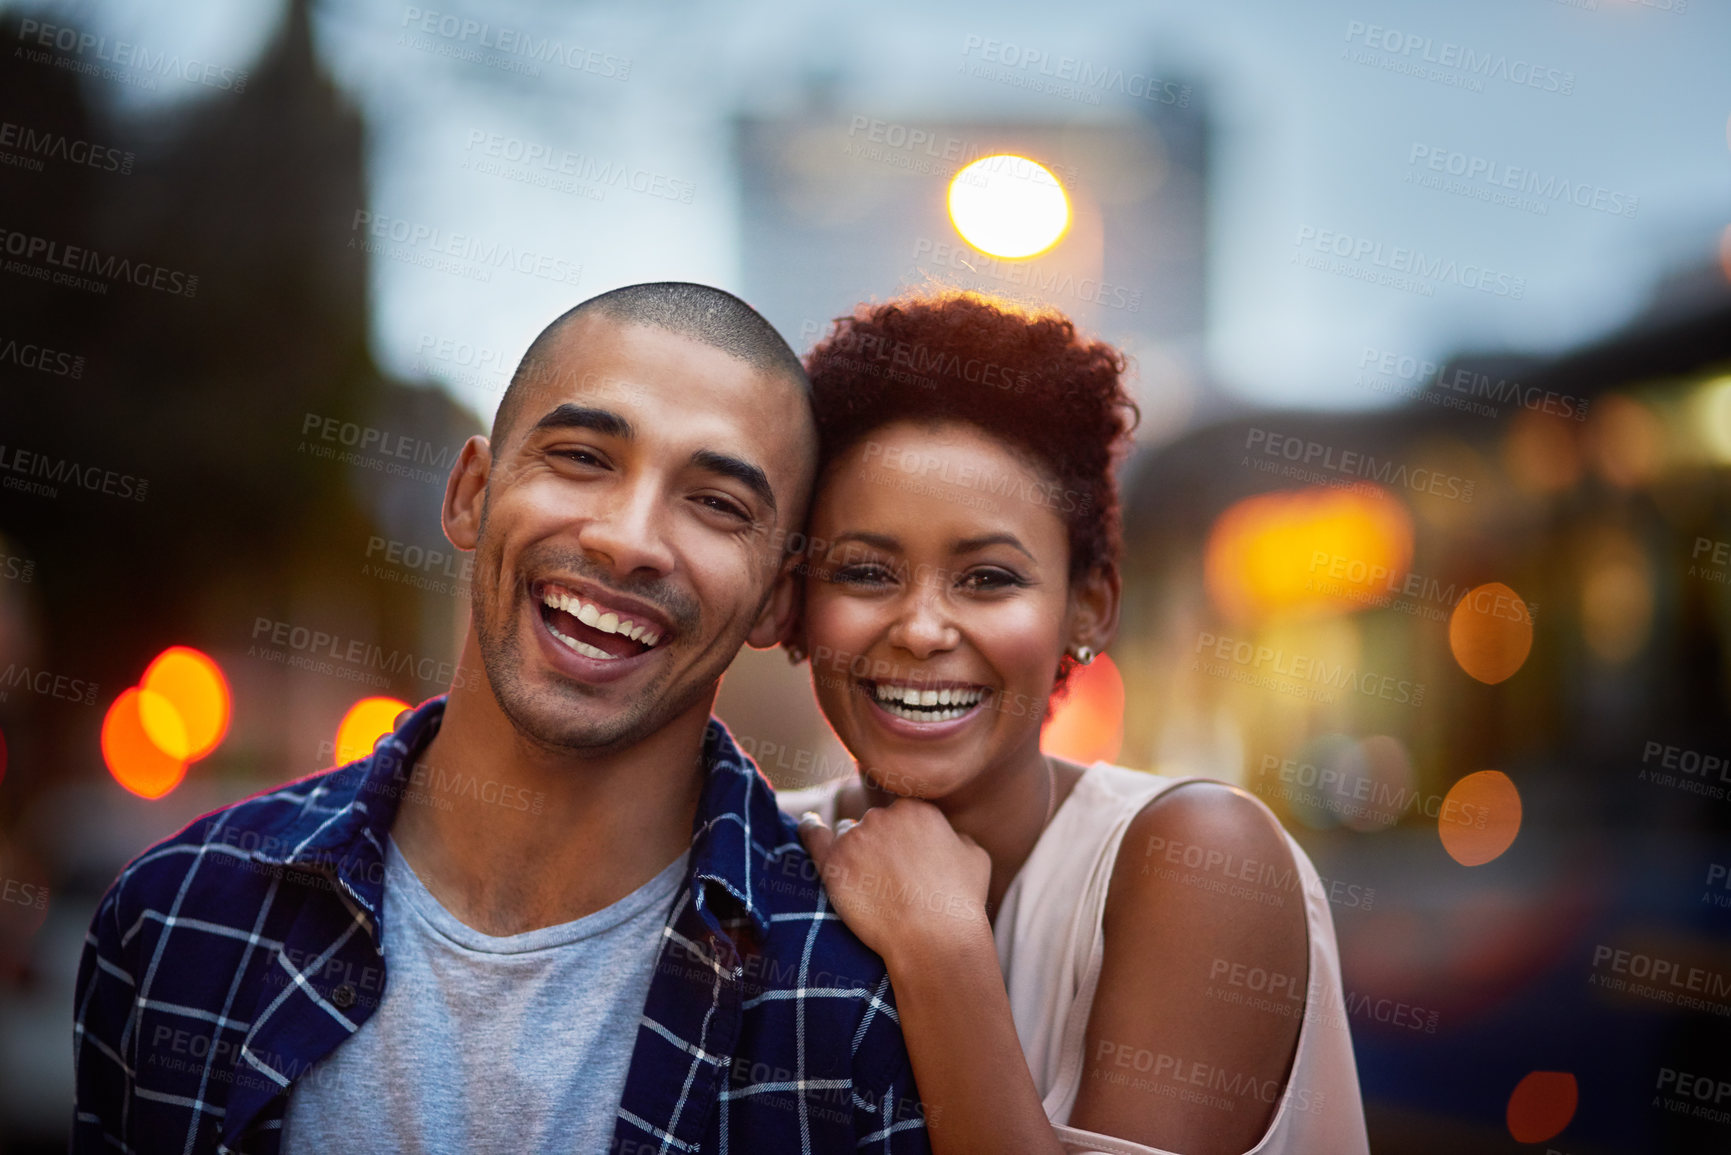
(1586, 395, 1664, 488)
(1502, 410, 1582, 495)
(100, 646, 231, 799)
(336, 697, 412, 765)
(102, 687, 188, 799)
(140, 646, 231, 760)
(1507, 1070, 1577, 1143)
(1042, 654, 1124, 765)
(1439, 770, 1522, 866)
(1204, 488, 1413, 622)
(1448, 582, 1534, 684)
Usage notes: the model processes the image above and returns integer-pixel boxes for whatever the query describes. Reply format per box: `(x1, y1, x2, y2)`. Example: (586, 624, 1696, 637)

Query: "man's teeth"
(547, 625, 618, 662)
(870, 683, 984, 721)
(540, 589, 661, 647)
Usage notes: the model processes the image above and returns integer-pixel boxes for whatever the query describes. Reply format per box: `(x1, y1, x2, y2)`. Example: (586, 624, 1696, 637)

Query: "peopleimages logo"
(958, 36, 1191, 108)
(1243, 428, 1476, 504)
(1341, 21, 1574, 96)
(348, 211, 582, 287)
(16, 18, 248, 92)
(0, 228, 198, 297)
(0, 444, 148, 502)
(0, 120, 134, 175)
(1293, 227, 1525, 300)
(1406, 144, 1638, 220)
(399, 7, 630, 79)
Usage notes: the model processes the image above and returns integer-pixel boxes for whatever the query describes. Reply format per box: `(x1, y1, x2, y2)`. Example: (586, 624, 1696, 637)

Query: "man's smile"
(533, 578, 668, 662)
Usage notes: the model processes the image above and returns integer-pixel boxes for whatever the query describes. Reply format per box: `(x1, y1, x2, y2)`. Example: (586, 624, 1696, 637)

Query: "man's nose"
(574, 486, 676, 577)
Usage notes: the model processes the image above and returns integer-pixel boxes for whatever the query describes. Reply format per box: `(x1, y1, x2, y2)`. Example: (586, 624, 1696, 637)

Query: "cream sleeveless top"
(778, 763, 1370, 1155)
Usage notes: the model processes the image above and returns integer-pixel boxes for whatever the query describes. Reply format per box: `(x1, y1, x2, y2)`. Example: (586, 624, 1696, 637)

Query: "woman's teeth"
(871, 682, 985, 722)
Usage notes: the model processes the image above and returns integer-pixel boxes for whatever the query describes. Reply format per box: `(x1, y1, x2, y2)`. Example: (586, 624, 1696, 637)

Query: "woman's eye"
(960, 568, 1025, 592)
(832, 563, 898, 586)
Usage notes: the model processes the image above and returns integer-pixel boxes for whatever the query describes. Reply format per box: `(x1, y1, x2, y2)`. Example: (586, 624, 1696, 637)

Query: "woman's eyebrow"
(953, 532, 1034, 560)
(829, 531, 900, 552)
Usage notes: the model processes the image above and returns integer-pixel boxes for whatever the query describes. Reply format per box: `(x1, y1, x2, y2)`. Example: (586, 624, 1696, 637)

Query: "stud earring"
(1070, 645, 1096, 666)
(785, 644, 808, 664)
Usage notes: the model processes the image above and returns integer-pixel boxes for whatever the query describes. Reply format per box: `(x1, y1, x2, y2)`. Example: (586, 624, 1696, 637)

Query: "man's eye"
(695, 494, 751, 522)
(555, 449, 606, 468)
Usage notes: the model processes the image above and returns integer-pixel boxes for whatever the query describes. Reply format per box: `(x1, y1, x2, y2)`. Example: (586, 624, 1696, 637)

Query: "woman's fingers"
(798, 810, 834, 866)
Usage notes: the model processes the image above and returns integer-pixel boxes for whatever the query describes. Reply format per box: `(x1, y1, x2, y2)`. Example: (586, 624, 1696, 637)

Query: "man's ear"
(1069, 562, 1122, 657)
(747, 549, 806, 652)
(443, 435, 492, 551)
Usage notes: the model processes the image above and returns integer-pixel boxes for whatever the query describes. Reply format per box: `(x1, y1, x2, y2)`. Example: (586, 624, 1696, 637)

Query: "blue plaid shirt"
(73, 696, 932, 1153)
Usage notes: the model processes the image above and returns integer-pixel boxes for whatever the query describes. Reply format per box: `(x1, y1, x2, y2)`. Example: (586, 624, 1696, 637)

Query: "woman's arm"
(802, 800, 1066, 1155)
(1069, 782, 1310, 1155)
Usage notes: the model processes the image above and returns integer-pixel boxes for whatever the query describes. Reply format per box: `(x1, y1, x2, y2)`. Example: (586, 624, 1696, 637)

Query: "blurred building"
(1113, 267, 1731, 1152)
(0, 3, 479, 1144)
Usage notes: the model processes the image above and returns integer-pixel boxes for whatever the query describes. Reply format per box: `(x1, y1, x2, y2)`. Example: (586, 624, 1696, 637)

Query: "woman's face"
(799, 419, 1077, 801)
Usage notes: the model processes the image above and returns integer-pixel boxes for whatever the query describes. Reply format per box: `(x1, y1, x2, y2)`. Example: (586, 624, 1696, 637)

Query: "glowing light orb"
(1507, 1070, 1577, 1144)
(1203, 488, 1413, 623)
(335, 697, 412, 766)
(1448, 582, 1534, 685)
(1042, 653, 1124, 765)
(947, 155, 1070, 259)
(1692, 375, 1731, 463)
(140, 646, 231, 761)
(103, 688, 188, 799)
(1439, 770, 1522, 866)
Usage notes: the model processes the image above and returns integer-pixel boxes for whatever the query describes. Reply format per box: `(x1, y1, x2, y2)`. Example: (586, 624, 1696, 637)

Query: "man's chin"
(498, 685, 659, 754)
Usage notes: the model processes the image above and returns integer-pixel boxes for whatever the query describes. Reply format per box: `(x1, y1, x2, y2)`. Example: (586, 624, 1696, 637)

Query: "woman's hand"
(799, 798, 992, 969)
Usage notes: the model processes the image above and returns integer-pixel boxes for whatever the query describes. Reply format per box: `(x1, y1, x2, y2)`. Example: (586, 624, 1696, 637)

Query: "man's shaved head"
(491, 282, 810, 447)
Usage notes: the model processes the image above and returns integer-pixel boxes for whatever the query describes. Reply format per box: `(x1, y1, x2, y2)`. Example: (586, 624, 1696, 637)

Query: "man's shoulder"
(747, 805, 894, 993)
(103, 760, 371, 924)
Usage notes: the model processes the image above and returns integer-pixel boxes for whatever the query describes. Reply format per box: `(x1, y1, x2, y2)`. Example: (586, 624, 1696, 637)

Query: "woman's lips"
(857, 679, 991, 738)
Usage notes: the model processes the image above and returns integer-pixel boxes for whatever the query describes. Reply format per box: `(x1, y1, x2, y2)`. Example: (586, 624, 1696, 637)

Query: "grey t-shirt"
(282, 836, 688, 1155)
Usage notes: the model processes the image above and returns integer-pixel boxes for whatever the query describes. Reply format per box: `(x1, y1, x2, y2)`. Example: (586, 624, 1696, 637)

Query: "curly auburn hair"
(803, 290, 1139, 586)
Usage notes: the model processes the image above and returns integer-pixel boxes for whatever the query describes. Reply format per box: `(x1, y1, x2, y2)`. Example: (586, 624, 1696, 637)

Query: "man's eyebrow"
(692, 448, 777, 515)
(529, 404, 633, 439)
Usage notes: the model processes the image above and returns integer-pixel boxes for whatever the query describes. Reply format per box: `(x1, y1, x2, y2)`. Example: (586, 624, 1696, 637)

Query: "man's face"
(462, 314, 813, 754)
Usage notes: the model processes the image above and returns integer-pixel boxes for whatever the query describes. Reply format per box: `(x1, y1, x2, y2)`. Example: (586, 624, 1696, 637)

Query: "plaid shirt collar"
(253, 693, 779, 942)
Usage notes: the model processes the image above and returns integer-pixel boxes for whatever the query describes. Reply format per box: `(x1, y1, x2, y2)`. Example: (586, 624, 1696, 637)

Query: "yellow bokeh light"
(1693, 375, 1731, 463)
(136, 687, 191, 763)
(1581, 552, 1652, 665)
(1203, 488, 1414, 622)
(140, 646, 231, 761)
(947, 154, 1070, 259)
(335, 696, 412, 765)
